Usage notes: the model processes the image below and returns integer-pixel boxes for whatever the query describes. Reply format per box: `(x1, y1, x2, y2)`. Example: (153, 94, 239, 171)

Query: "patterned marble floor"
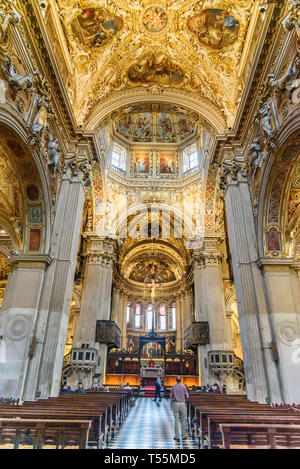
(107, 398, 198, 449)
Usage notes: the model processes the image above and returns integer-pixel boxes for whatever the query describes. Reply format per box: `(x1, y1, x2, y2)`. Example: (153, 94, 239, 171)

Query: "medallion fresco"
(127, 53, 185, 85)
(71, 8, 123, 49)
(143, 7, 168, 33)
(187, 9, 240, 50)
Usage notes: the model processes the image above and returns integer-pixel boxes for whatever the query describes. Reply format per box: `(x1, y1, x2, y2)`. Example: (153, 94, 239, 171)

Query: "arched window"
(135, 304, 141, 329)
(146, 303, 154, 330)
(126, 303, 131, 324)
(171, 303, 176, 330)
(159, 303, 166, 331)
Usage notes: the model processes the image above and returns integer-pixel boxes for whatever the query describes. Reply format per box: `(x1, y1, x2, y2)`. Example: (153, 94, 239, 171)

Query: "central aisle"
(107, 398, 198, 449)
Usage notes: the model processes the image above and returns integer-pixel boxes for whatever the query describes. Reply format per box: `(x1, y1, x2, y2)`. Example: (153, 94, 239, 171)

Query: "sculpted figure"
(259, 103, 273, 140)
(48, 134, 60, 177)
(274, 54, 300, 100)
(1, 58, 33, 92)
(249, 138, 261, 180)
(32, 96, 49, 134)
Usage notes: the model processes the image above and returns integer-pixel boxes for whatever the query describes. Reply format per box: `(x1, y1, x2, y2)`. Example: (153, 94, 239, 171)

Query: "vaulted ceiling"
(44, 0, 259, 132)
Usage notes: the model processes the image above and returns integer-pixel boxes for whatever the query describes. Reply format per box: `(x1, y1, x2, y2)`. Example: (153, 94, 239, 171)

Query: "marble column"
(0, 254, 50, 399)
(175, 296, 183, 351)
(72, 236, 117, 385)
(223, 167, 281, 403)
(120, 292, 128, 350)
(260, 259, 300, 404)
(193, 239, 234, 387)
(111, 287, 121, 328)
(24, 162, 89, 400)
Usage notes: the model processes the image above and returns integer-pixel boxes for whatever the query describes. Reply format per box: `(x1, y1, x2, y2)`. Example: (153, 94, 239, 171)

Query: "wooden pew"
(0, 418, 91, 449)
(219, 423, 300, 449)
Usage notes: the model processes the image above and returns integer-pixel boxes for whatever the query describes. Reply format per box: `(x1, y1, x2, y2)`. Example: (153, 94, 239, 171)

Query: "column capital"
(84, 236, 118, 267)
(220, 161, 249, 192)
(192, 237, 223, 268)
(62, 159, 92, 187)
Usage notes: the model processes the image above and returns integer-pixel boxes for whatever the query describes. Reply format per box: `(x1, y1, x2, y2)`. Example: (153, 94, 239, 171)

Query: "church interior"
(0, 0, 300, 450)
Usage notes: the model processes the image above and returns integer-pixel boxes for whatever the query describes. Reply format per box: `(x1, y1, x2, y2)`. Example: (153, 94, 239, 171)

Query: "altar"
(141, 365, 163, 379)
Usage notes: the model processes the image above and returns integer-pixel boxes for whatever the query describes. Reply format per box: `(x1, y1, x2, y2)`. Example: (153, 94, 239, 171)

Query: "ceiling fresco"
(115, 110, 196, 144)
(128, 260, 176, 284)
(50, 0, 256, 128)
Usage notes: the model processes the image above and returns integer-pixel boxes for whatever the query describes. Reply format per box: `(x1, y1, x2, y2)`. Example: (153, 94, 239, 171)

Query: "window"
(146, 304, 154, 330)
(134, 304, 141, 329)
(183, 144, 199, 173)
(159, 303, 166, 331)
(111, 144, 126, 172)
(171, 303, 176, 330)
(126, 303, 131, 324)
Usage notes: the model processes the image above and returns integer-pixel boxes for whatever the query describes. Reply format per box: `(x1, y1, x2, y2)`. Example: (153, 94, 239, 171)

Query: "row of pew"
(0, 389, 131, 449)
(186, 392, 300, 449)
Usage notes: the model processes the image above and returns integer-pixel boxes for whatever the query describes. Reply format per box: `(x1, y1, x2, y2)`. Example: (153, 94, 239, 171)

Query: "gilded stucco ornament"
(54, 0, 254, 128)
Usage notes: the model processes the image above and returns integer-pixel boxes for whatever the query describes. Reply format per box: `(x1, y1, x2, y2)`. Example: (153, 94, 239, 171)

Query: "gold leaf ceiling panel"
(53, 0, 256, 129)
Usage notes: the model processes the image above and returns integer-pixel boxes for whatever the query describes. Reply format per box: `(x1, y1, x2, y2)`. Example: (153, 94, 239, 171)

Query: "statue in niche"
(1, 57, 33, 92)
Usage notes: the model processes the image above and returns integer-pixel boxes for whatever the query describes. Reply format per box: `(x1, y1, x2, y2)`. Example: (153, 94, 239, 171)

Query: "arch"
(0, 116, 52, 254)
(258, 123, 300, 257)
(86, 91, 226, 134)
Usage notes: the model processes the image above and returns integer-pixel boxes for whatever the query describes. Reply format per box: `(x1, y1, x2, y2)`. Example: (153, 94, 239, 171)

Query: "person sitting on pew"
(74, 383, 86, 393)
(213, 383, 222, 394)
(124, 383, 132, 390)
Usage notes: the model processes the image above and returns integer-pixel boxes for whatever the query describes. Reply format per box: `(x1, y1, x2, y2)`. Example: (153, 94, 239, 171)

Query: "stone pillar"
(193, 240, 235, 388)
(24, 162, 89, 400)
(120, 292, 128, 350)
(111, 287, 120, 328)
(72, 236, 117, 386)
(260, 260, 300, 404)
(175, 296, 182, 351)
(0, 254, 50, 399)
(223, 166, 281, 403)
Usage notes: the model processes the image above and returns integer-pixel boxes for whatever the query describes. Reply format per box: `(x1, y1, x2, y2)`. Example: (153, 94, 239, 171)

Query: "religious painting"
(127, 53, 184, 86)
(117, 115, 132, 138)
(159, 152, 176, 175)
(28, 228, 41, 252)
(141, 341, 163, 359)
(166, 336, 176, 354)
(187, 9, 240, 50)
(143, 7, 168, 33)
(129, 261, 176, 283)
(133, 151, 150, 174)
(266, 228, 281, 252)
(127, 335, 139, 353)
(157, 113, 176, 142)
(71, 8, 123, 49)
(133, 113, 152, 142)
(178, 117, 194, 140)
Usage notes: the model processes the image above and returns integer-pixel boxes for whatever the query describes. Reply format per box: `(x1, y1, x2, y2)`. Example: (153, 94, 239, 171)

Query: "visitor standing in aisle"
(170, 376, 189, 441)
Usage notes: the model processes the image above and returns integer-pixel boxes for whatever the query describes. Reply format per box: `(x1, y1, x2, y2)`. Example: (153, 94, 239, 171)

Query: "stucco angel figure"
(259, 103, 273, 141)
(249, 138, 261, 180)
(1, 58, 33, 92)
(32, 95, 50, 134)
(48, 135, 60, 177)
